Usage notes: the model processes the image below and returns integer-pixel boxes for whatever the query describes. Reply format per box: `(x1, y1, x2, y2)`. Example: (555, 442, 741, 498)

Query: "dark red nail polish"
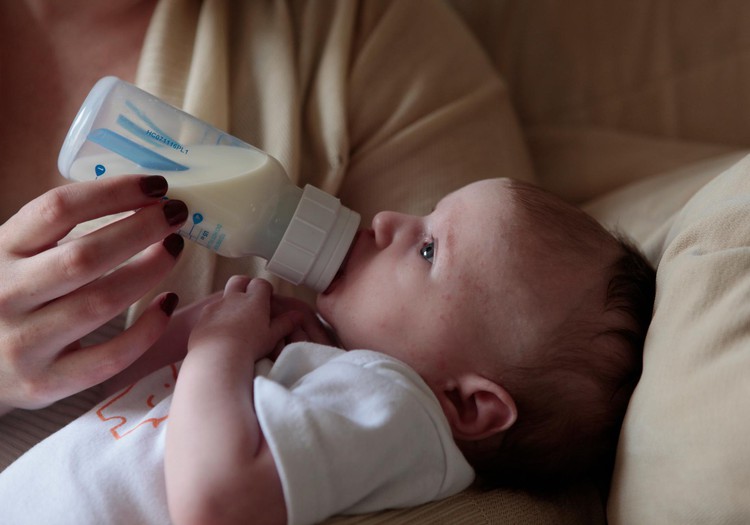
(139, 176, 168, 198)
(160, 293, 179, 316)
(163, 200, 188, 226)
(162, 234, 184, 259)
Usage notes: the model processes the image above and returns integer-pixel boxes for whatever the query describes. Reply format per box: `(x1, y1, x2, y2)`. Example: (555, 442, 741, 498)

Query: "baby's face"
(316, 178, 583, 384)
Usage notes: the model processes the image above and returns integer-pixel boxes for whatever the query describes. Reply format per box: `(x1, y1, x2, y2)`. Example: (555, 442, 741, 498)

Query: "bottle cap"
(266, 185, 360, 292)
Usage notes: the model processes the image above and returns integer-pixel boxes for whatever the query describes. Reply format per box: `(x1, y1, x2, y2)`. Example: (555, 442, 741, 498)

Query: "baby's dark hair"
(472, 179, 656, 491)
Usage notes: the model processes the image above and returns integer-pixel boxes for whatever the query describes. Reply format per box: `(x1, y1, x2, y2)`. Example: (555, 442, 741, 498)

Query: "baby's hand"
(272, 295, 336, 348)
(188, 277, 301, 363)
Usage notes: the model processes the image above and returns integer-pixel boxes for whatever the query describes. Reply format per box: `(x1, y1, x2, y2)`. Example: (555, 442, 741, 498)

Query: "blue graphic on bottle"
(84, 98, 190, 173)
(95, 164, 106, 177)
(179, 211, 226, 252)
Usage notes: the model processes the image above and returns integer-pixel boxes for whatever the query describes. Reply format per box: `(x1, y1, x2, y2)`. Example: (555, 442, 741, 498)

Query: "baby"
(0, 178, 655, 525)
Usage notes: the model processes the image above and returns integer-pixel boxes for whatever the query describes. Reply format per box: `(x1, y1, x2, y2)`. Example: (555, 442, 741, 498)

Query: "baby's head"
(317, 178, 655, 489)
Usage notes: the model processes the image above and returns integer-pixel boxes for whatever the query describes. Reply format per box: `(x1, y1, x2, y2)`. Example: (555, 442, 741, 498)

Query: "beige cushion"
(583, 151, 748, 263)
(324, 483, 605, 525)
(529, 126, 737, 204)
(606, 153, 750, 523)
(451, 0, 750, 147)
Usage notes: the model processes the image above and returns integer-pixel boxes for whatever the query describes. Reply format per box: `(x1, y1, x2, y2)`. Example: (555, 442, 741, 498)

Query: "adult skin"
(0, 0, 183, 414)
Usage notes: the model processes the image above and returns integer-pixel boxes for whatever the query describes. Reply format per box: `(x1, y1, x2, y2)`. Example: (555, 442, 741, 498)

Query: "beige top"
(127, 0, 534, 320)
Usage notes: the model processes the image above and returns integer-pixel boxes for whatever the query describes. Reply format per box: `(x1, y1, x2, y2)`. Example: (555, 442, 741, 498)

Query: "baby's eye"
(420, 241, 435, 264)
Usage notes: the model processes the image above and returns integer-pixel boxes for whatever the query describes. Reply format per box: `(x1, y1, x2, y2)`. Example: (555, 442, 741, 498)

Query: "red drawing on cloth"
(97, 364, 179, 440)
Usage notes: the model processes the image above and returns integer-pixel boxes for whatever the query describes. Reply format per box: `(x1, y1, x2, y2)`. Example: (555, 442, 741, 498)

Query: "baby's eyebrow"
(434, 217, 456, 274)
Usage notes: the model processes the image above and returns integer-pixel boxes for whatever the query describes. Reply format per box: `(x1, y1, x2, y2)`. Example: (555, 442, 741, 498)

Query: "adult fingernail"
(162, 234, 184, 259)
(139, 175, 168, 198)
(163, 200, 188, 226)
(160, 293, 179, 316)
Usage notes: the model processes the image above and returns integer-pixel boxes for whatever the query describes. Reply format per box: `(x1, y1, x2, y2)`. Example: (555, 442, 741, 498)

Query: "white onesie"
(0, 343, 474, 524)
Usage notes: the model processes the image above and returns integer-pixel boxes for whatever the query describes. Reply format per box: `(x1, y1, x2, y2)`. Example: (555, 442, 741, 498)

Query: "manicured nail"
(162, 234, 184, 259)
(162, 200, 188, 226)
(160, 293, 179, 316)
(139, 175, 168, 198)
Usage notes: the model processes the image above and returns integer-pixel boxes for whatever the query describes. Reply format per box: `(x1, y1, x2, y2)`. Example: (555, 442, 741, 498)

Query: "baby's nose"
(371, 211, 414, 248)
(371, 211, 399, 248)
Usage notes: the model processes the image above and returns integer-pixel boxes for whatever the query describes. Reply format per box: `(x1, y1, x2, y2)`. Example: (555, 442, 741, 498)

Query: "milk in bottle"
(58, 77, 359, 292)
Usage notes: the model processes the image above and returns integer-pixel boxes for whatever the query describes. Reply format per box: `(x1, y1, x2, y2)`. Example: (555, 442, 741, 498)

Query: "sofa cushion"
(606, 153, 750, 524)
(583, 152, 748, 263)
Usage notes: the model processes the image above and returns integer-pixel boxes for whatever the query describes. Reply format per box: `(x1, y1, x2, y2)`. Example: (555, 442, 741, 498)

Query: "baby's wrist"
(185, 339, 257, 378)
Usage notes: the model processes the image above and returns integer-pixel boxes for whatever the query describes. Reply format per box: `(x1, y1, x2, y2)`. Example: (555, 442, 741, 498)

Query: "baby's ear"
(438, 374, 517, 442)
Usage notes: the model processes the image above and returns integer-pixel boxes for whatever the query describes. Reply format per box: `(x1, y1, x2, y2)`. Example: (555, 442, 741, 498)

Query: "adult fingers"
(2, 175, 169, 255)
(47, 292, 180, 405)
(13, 200, 187, 308)
(30, 238, 183, 353)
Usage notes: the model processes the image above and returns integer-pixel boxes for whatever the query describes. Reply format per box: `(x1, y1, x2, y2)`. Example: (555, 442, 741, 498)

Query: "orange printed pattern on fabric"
(96, 364, 179, 440)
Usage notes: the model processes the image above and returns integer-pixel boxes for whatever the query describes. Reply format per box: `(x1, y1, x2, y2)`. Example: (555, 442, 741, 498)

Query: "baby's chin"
(314, 294, 334, 326)
(319, 229, 360, 297)
(316, 272, 348, 314)
(313, 298, 355, 350)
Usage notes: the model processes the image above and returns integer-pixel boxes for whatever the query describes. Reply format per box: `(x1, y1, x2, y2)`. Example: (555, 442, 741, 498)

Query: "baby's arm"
(104, 285, 332, 397)
(166, 277, 301, 525)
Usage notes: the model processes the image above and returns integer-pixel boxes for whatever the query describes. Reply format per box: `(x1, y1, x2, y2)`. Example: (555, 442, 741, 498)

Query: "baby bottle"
(58, 77, 360, 293)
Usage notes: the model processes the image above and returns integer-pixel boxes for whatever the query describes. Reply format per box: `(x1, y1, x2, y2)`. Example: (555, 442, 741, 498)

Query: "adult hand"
(0, 175, 188, 412)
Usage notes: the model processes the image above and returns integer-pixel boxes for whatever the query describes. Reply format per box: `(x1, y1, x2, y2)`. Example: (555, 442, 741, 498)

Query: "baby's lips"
(323, 230, 363, 295)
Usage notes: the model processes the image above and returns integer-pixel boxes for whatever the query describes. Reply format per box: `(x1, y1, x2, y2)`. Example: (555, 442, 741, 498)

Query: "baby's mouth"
(323, 230, 361, 295)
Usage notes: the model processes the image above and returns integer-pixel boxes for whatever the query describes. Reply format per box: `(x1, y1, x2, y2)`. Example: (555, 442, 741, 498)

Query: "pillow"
(583, 152, 748, 263)
(607, 153, 750, 523)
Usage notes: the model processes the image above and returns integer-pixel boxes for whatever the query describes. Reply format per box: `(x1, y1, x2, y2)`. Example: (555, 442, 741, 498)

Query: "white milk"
(68, 145, 300, 258)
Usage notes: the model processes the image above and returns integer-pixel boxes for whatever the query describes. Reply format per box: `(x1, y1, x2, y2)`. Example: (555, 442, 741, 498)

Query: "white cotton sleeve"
(253, 343, 475, 525)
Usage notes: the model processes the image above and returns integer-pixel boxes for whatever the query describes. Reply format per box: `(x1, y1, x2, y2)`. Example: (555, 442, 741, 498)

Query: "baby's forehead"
(507, 182, 611, 253)
(441, 178, 612, 279)
(446, 179, 572, 227)
(453, 181, 614, 315)
(430, 183, 628, 376)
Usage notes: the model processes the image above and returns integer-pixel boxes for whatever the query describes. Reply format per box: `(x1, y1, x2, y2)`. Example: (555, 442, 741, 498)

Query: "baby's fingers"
(272, 295, 333, 345)
(224, 275, 252, 295)
(268, 311, 305, 347)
